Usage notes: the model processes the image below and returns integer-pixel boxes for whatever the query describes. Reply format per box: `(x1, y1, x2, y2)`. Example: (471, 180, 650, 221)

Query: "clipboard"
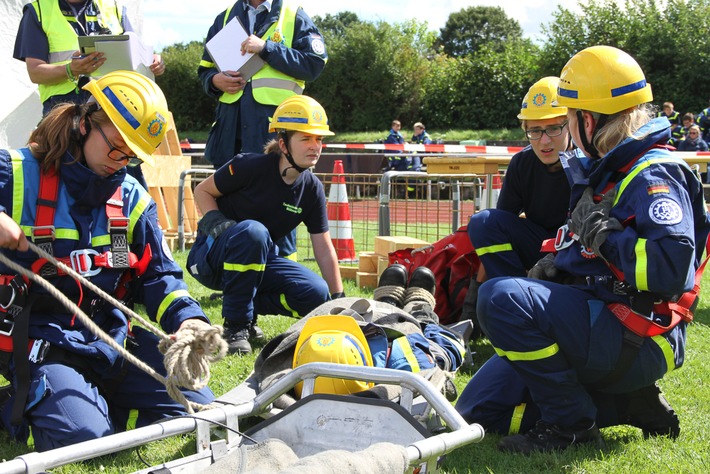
(205, 17, 265, 81)
(78, 34, 129, 54)
(77, 33, 154, 79)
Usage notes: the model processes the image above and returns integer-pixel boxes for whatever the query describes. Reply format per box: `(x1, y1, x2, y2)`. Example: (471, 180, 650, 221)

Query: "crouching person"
(457, 45, 710, 454)
(187, 95, 344, 355)
(0, 71, 216, 451)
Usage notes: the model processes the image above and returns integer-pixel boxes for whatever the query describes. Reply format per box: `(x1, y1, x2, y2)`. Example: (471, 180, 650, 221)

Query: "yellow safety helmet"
(556, 45, 653, 115)
(83, 71, 169, 166)
(292, 315, 374, 397)
(269, 95, 335, 136)
(517, 76, 568, 120)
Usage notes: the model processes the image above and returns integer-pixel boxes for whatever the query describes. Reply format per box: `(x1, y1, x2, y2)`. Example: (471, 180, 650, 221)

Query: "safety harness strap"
(10, 294, 36, 425)
(586, 329, 644, 390)
(33, 170, 60, 255)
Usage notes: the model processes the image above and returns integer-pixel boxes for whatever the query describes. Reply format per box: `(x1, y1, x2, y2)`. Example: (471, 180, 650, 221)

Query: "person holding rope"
(457, 45, 710, 453)
(0, 71, 217, 451)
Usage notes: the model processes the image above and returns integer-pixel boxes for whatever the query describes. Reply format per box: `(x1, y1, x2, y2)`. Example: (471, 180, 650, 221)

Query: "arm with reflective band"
(155, 289, 191, 326)
(606, 156, 700, 291)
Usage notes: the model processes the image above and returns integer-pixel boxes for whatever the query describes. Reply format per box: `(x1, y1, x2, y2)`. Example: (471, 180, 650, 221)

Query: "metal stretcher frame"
(1, 363, 485, 474)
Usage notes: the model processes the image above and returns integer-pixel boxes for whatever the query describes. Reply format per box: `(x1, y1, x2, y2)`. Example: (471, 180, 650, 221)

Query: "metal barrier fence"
(176, 167, 504, 257)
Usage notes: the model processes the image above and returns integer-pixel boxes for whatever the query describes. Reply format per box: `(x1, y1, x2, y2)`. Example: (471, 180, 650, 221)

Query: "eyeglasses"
(525, 121, 568, 140)
(92, 119, 143, 167)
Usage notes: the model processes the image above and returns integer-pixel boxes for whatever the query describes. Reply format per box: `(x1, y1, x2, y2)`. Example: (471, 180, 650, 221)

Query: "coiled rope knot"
(159, 321, 228, 410)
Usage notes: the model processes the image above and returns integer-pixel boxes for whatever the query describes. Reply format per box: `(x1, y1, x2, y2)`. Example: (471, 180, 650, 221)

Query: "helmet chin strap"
(576, 110, 609, 160)
(280, 132, 308, 177)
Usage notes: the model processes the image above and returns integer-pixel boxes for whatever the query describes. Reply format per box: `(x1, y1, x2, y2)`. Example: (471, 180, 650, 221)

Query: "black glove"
(568, 187, 623, 258)
(527, 253, 560, 281)
(330, 291, 346, 300)
(198, 210, 236, 240)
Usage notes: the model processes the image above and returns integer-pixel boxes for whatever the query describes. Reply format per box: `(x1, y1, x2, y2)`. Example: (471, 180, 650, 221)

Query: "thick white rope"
(0, 242, 227, 413)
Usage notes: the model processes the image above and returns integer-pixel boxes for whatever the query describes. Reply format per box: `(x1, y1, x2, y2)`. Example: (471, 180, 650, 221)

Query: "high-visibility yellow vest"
(31, 0, 123, 103)
(219, 0, 305, 105)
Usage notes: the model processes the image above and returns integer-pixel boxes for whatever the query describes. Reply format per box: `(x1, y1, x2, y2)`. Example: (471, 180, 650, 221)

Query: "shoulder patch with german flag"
(646, 181, 670, 195)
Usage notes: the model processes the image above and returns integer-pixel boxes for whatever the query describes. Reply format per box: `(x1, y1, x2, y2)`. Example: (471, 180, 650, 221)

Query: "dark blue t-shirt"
(496, 145, 571, 232)
(214, 152, 328, 241)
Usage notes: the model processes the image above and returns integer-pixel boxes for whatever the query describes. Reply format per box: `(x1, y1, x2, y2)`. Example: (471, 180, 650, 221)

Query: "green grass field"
(1, 250, 709, 473)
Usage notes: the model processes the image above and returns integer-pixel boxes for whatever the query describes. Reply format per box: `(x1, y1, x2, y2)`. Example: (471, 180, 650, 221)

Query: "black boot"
(498, 419, 603, 454)
(461, 279, 484, 339)
(374, 264, 408, 308)
(618, 383, 680, 439)
(405, 266, 438, 325)
(222, 322, 253, 355)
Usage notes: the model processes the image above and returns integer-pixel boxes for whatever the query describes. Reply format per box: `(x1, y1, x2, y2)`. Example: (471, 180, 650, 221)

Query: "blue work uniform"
(408, 130, 432, 172)
(186, 152, 330, 330)
(384, 128, 409, 171)
(468, 146, 571, 278)
(696, 107, 710, 143)
(457, 117, 710, 430)
(0, 148, 214, 451)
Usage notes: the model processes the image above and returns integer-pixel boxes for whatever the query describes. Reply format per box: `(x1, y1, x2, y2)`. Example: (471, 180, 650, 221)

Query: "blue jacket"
(555, 117, 710, 302)
(0, 148, 208, 372)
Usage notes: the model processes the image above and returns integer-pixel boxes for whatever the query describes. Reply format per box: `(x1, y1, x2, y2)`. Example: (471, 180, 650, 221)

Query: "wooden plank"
(182, 185, 197, 235)
(142, 155, 191, 188)
(149, 187, 170, 231)
(162, 187, 181, 233)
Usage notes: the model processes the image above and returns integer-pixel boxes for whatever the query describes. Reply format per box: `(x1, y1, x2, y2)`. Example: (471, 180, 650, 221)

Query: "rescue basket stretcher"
(0, 362, 485, 474)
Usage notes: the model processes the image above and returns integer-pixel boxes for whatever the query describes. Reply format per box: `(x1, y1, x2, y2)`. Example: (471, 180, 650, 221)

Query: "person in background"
(187, 95, 344, 355)
(197, 0, 327, 260)
(411, 122, 432, 145)
(409, 122, 432, 173)
(459, 45, 708, 454)
(668, 112, 693, 147)
(384, 119, 408, 170)
(460, 77, 573, 335)
(13, 0, 166, 191)
(695, 99, 710, 143)
(0, 71, 215, 451)
(677, 124, 709, 152)
(656, 101, 681, 126)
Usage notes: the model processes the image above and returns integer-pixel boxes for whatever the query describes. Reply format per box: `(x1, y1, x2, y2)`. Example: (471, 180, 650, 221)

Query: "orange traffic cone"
(327, 160, 356, 262)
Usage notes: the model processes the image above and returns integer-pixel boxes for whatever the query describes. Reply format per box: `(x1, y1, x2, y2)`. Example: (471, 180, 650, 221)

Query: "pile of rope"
(0, 242, 227, 413)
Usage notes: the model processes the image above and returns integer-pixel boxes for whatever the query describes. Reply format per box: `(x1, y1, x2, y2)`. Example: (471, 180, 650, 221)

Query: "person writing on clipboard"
(13, 0, 165, 117)
(198, 0, 328, 261)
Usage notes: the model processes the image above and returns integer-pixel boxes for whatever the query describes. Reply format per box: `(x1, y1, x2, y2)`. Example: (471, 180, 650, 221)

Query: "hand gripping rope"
(0, 241, 227, 414)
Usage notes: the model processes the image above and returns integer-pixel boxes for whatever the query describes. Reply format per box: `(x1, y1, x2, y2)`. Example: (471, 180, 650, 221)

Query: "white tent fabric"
(0, 0, 142, 149)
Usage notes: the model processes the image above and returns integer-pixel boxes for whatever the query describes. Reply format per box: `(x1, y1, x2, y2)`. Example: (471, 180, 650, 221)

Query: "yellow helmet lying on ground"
(517, 76, 568, 120)
(293, 315, 374, 397)
(82, 70, 169, 166)
(556, 45, 653, 115)
(269, 95, 335, 136)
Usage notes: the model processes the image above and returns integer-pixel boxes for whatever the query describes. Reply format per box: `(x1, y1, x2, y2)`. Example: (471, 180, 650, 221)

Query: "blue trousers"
(187, 220, 329, 328)
(455, 354, 635, 435)
(464, 277, 683, 427)
(1, 326, 214, 451)
(468, 209, 554, 278)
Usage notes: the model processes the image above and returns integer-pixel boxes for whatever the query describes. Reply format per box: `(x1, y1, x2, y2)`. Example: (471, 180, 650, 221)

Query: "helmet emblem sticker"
(316, 335, 335, 347)
(649, 198, 682, 225)
(147, 118, 164, 137)
(532, 92, 547, 107)
(312, 110, 323, 122)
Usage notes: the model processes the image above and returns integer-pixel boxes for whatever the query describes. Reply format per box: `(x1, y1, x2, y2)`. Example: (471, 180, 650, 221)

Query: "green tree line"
(156, 0, 710, 136)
